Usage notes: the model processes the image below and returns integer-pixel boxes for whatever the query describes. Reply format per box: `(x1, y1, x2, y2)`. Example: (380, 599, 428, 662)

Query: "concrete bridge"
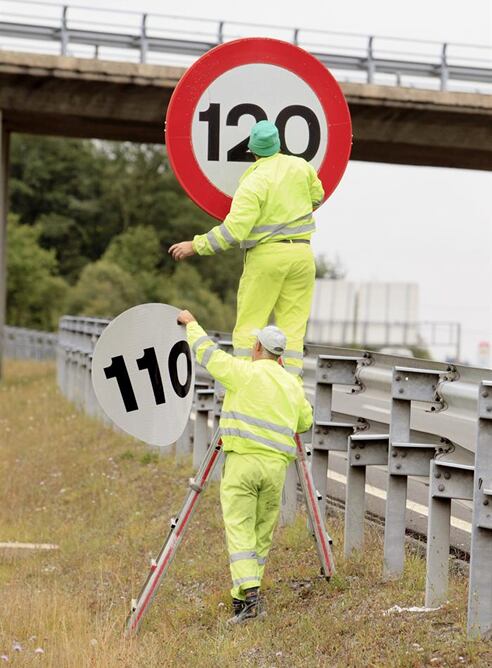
(1, 51, 492, 171)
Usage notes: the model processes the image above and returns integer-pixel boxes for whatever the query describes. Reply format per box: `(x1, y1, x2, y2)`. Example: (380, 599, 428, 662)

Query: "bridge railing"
(56, 314, 492, 638)
(3, 325, 57, 360)
(1, 0, 491, 93)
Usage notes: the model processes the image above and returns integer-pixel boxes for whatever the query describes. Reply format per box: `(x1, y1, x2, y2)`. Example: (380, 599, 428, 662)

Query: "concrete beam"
(0, 51, 491, 170)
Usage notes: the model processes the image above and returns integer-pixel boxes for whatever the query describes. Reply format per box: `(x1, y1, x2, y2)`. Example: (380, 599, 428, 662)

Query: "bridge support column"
(0, 110, 9, 380)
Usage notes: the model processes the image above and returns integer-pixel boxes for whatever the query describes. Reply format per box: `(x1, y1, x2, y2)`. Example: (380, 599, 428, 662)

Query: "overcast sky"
(55, 0, 492, 363)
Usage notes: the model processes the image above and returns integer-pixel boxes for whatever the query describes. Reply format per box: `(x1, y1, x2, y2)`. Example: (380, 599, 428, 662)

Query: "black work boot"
(232, 598, 245, 615)
(227, 587, 265, 625)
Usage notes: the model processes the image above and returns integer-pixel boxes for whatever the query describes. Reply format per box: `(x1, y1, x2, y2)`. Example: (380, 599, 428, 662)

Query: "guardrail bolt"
(396, 463, 401, 470)
(359, 443, 365, 449)
(481, 390, 489, 398)
(401, 452, 407, 458)
(486, 406, 492, 413)
(392, 450, 398, 457)
(438, 483, 445, 492)
(314, 428, 320, 434)
(398, 388, 404, 394)
(483, 499, 489, 506)
(444, 471, 451, 480)
(435, 472, 441, 478)
(350, 442, 357, 449)
(395, 375, 401, 381)
(355, 453, 361, 460)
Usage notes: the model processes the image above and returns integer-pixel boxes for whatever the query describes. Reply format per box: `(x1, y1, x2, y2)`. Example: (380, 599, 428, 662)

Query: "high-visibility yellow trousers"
(233, 242, 316, 377)
(220, 451, 287, 600)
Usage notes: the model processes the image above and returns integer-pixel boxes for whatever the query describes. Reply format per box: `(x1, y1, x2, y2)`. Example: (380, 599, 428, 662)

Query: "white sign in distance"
(91, 303, 194, 448)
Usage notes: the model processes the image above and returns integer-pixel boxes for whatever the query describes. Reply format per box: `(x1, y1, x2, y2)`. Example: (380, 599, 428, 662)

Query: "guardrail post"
(467, 380, 492, 638)
(280, 462, 298, 526)
(311, 354, 360, 517)
(345, 433, 389, 556)
(192, 388, 214, 471)
(293, 28, 299, 45)
(425, 460, 474, 607)
(367, 35, 375, 84)
(384, 366, 444, 579)
(217, 21, 224, 44)
(440, 43, 449, 92)
(140, 14, 148, 64)
(60, 6, 69, 56)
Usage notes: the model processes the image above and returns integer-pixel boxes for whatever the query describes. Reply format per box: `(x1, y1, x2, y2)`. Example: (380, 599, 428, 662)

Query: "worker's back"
(219, 357, 311, 463)
(236, 153, 323, 247)
(186, 321, 313, 463)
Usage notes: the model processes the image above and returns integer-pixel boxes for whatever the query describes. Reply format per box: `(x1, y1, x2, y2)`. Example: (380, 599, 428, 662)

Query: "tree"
(6, 216, 68, 330)
(315, 254, 346, 280)
(67, 260, 144, 318)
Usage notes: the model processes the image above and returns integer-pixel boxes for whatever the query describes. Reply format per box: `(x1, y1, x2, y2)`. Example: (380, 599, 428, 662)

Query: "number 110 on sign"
(103, 343, 192, 413)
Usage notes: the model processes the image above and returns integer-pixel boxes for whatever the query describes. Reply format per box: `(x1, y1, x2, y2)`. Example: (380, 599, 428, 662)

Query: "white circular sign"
(191, 63, 328, 198)
(92, 303, 194, 448)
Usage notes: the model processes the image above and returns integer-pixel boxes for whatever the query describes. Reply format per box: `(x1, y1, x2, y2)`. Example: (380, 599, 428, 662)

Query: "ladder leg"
(125, 429, 223, 635)
(294, 434, 336, 578)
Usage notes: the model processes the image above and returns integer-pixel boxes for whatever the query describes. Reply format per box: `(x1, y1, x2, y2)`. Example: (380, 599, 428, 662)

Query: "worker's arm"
(296, 395, 313, 433)
(191, 174, 265, 256)
(180, 312, 251, 392)
(308, 164, 325, 209)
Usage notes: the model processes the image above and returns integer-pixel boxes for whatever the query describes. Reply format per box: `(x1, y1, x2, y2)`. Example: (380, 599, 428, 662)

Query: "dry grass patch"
(0, 360, 491, 667)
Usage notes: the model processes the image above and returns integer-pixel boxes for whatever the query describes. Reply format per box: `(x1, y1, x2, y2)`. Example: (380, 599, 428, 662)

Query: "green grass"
(0, 360, 491, 667)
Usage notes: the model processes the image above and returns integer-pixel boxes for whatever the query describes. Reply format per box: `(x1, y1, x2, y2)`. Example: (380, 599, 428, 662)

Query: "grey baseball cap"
(252, 325, 287, 355)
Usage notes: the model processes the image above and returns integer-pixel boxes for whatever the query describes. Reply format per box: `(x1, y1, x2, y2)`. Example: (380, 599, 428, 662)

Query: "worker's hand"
(177, 310, 196, 326)
(169, 241, 195, 261)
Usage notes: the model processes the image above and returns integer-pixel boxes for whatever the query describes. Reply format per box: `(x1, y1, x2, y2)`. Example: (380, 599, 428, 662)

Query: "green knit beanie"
(248, 120, 281, 157)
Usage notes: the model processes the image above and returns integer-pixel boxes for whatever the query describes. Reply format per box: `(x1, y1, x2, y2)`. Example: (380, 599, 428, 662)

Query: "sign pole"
(0, 111, 10, 381)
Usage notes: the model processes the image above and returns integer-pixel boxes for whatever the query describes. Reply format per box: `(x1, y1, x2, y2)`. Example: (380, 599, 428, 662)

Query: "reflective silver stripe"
(221, 411, 294, 437)
(283, 349, 303, 360)
(229, 550, 257, 563)
(220, 428, 295, 455)
(233, 576, 260, 587)
(200, 344, 219, 366)
(233, 348, 251, 357)
(192, 335, 213, 354)
(241, 222, 316, 249)
(257, 556, 267, 566)
(254, 213, 313, 234)
(283, 364, 303, 377)
(206, 230, 221, 252)
(219, 223, 237, 245)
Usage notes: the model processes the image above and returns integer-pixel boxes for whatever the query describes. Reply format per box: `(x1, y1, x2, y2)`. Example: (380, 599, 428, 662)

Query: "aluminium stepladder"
(126, 427, 335, 634)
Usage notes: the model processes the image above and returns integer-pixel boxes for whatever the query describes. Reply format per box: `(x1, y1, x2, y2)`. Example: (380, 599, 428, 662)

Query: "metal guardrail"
(3, 325, 57, 360)
(1, 0, 491, 93)
(57, 314, 492, 638)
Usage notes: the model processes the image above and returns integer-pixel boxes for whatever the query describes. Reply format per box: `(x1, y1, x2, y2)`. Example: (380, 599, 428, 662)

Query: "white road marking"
(0, 542, 59, 550)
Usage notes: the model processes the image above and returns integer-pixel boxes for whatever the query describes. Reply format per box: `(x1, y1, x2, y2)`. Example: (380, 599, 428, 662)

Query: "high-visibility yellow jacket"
(192, 153, 324, 256)
(187, 321, 313, 463)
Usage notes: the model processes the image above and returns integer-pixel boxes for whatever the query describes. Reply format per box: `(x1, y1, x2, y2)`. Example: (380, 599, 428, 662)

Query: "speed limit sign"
(91, 304, 195, 448)
(166, 37, 352, 220)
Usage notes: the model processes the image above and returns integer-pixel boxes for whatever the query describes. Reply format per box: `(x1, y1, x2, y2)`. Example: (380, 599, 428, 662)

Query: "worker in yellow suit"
(178, 308, 313, 624)
(170, 120, 324, 378)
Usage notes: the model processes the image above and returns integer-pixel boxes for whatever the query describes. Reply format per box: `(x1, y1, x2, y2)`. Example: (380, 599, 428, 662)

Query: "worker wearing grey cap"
(178, 309, 313, 624)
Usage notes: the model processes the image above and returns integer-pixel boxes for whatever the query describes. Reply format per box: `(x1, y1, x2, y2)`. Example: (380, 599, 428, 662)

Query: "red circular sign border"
(166, 37, 352, 221)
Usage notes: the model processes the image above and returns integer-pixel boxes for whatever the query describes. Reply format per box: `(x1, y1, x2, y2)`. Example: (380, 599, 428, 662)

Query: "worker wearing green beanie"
(170, 120, 325, 380)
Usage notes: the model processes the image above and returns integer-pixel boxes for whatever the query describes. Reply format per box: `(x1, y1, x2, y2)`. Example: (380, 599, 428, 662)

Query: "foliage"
(315, 253, 346, 280)
(6, 216, 69, 330)
(8, 135, 243, 330)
